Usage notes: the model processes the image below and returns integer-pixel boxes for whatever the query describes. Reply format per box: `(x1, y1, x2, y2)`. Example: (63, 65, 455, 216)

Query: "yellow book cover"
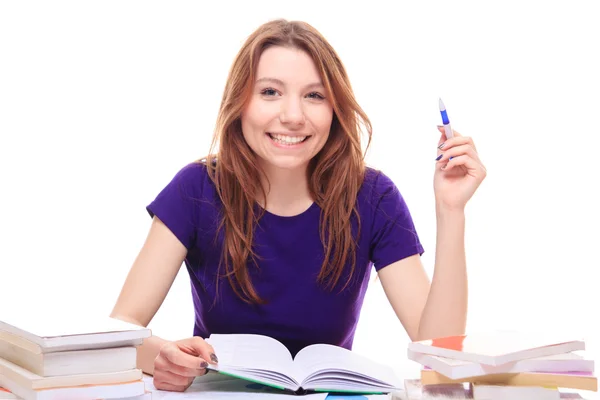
(421, 369, 597, 392)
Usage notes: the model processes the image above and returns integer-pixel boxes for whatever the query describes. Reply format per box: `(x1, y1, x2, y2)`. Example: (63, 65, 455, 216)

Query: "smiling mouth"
(266, 132, 311, 145)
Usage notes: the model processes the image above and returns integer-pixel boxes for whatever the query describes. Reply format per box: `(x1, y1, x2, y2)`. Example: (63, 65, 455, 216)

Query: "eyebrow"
(255, 77, 324, 91)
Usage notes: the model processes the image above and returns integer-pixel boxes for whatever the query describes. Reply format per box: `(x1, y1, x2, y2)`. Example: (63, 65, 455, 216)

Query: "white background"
(1, 0, 599, 389)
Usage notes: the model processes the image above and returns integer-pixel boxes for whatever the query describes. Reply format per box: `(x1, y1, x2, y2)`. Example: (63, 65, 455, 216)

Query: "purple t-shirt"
(147, 162, 424, 356)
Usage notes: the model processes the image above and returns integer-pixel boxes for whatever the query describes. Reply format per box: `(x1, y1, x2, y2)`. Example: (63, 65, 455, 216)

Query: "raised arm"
(376, 127, 485, 342)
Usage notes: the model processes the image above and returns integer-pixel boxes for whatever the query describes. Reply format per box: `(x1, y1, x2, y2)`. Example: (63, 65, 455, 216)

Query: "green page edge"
(214, 369, 385, 395)
(215, 370, 286, 391)
(313, 388, 384, 395)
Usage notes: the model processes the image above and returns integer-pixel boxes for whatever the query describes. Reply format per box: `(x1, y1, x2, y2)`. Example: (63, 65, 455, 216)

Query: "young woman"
(111, 19, 486, 392)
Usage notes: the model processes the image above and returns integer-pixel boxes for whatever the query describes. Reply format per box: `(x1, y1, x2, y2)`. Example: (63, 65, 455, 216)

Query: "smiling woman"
(110, 18, 486, 393)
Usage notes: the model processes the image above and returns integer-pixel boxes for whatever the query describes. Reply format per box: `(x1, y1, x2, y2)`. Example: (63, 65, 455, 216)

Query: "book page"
(143, 373, 327, 399)
(206, 334, 297, 379)
(409, 330, 585, 357)
(0, 313, 149, 339)
(293, 344, 402, 388)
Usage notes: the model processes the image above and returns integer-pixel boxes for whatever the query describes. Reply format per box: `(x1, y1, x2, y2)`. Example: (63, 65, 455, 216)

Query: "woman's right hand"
(153, 337, 219, 392)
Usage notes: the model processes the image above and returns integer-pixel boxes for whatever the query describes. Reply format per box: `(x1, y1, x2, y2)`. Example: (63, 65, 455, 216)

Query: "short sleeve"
(369, 171, 424, 271)
(146, 162, 206, 250)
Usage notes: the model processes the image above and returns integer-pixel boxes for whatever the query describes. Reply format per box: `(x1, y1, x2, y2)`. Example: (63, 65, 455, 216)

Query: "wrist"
(435, 201, 466, 217)
(435, 205, 466, 230)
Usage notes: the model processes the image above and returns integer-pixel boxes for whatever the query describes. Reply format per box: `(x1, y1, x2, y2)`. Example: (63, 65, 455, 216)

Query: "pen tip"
(438, 98, 445, 110)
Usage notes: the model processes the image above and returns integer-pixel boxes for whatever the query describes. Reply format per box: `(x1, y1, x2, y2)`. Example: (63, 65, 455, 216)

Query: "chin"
(263, 156, 311, 172)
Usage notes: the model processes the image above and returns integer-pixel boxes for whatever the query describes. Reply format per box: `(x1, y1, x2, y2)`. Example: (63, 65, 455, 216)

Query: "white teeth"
(269, 133, 307, 144)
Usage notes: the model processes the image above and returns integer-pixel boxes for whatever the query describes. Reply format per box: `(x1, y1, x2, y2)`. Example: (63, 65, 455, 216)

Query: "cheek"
(244, 101, 276, 129)
(313, 108, 334, 137)
(241, 107, 264, 144)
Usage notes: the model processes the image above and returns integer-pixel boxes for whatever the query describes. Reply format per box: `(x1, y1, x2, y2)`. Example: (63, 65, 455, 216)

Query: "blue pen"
(438, 98, 453, 139)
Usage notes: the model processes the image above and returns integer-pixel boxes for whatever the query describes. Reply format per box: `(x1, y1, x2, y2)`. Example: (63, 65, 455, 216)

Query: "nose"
(279, 97, 305, 127)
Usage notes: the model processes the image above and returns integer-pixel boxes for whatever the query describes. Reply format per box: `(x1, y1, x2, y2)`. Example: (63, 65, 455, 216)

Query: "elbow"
(109, 311, 147, 328)
(414, 323, 466, 342)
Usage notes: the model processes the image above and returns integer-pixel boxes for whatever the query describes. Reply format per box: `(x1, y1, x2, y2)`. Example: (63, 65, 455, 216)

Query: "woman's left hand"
(433, 126, 487, 211)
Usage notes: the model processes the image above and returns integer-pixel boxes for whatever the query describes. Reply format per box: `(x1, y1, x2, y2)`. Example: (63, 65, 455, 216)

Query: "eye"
(260, 88, 279, 96)
(307, 92, 325, 100)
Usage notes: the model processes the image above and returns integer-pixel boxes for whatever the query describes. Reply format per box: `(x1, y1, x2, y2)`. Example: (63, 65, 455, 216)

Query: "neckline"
(258, 201, 319, 220)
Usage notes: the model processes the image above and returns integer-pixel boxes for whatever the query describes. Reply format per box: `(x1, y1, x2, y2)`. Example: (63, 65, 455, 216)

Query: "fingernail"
(438, 142, 445, 149)
(210, 353, 219, 363)
(435, 154, 443, 161)
(200, 361, 209, 368)
(437, 125, 444, 129)
(449, 156, 454, 160)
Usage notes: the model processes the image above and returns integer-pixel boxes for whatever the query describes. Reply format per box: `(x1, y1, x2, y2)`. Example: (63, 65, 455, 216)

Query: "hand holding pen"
(433, 98, 487, 211)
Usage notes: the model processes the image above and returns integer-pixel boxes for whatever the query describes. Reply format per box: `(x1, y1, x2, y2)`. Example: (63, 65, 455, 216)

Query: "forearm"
(109, 313, 168, 375)
(136, 335, 169, 375)
(417, 206, 467, 340)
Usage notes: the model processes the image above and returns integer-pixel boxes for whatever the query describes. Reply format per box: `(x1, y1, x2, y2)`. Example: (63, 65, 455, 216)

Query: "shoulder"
(171, 160, 210, 182)
(359, 166, 402, 203)
(357, 166, 413, 222)
(150, 160, 219, 209)
(146, 161, 216, 249)
(167, 160, 214, 193)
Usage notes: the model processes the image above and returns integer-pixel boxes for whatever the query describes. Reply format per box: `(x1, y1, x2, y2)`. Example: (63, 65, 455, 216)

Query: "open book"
(205, 334, 402, 395)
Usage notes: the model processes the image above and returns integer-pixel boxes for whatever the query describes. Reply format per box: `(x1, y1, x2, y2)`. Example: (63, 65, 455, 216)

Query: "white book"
(0, 388, 151, 400)
(0, 387, 18, 399)
(403, 379, 584, 400)
(204, 333, 402, 395)
(0, 333, 137, 376)
(0, 375, 145, 400)
(408, 330, 585, 366)
(0, 316, 150, 352)
(407, 349, 595, 380)
(472, 384, 560, 400)
(0, 357, 142, 390)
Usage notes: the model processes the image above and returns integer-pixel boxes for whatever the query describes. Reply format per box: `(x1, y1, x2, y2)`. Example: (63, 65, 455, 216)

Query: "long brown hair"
(203, 19, 372, 304)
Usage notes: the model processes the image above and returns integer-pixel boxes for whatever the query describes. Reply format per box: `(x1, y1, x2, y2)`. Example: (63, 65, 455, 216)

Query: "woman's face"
(241, 46, 334, 173)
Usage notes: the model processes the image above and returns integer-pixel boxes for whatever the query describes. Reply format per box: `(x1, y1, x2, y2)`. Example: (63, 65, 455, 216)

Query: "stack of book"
(0, 315, 152, 400)
(407, 331, 597, 399)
